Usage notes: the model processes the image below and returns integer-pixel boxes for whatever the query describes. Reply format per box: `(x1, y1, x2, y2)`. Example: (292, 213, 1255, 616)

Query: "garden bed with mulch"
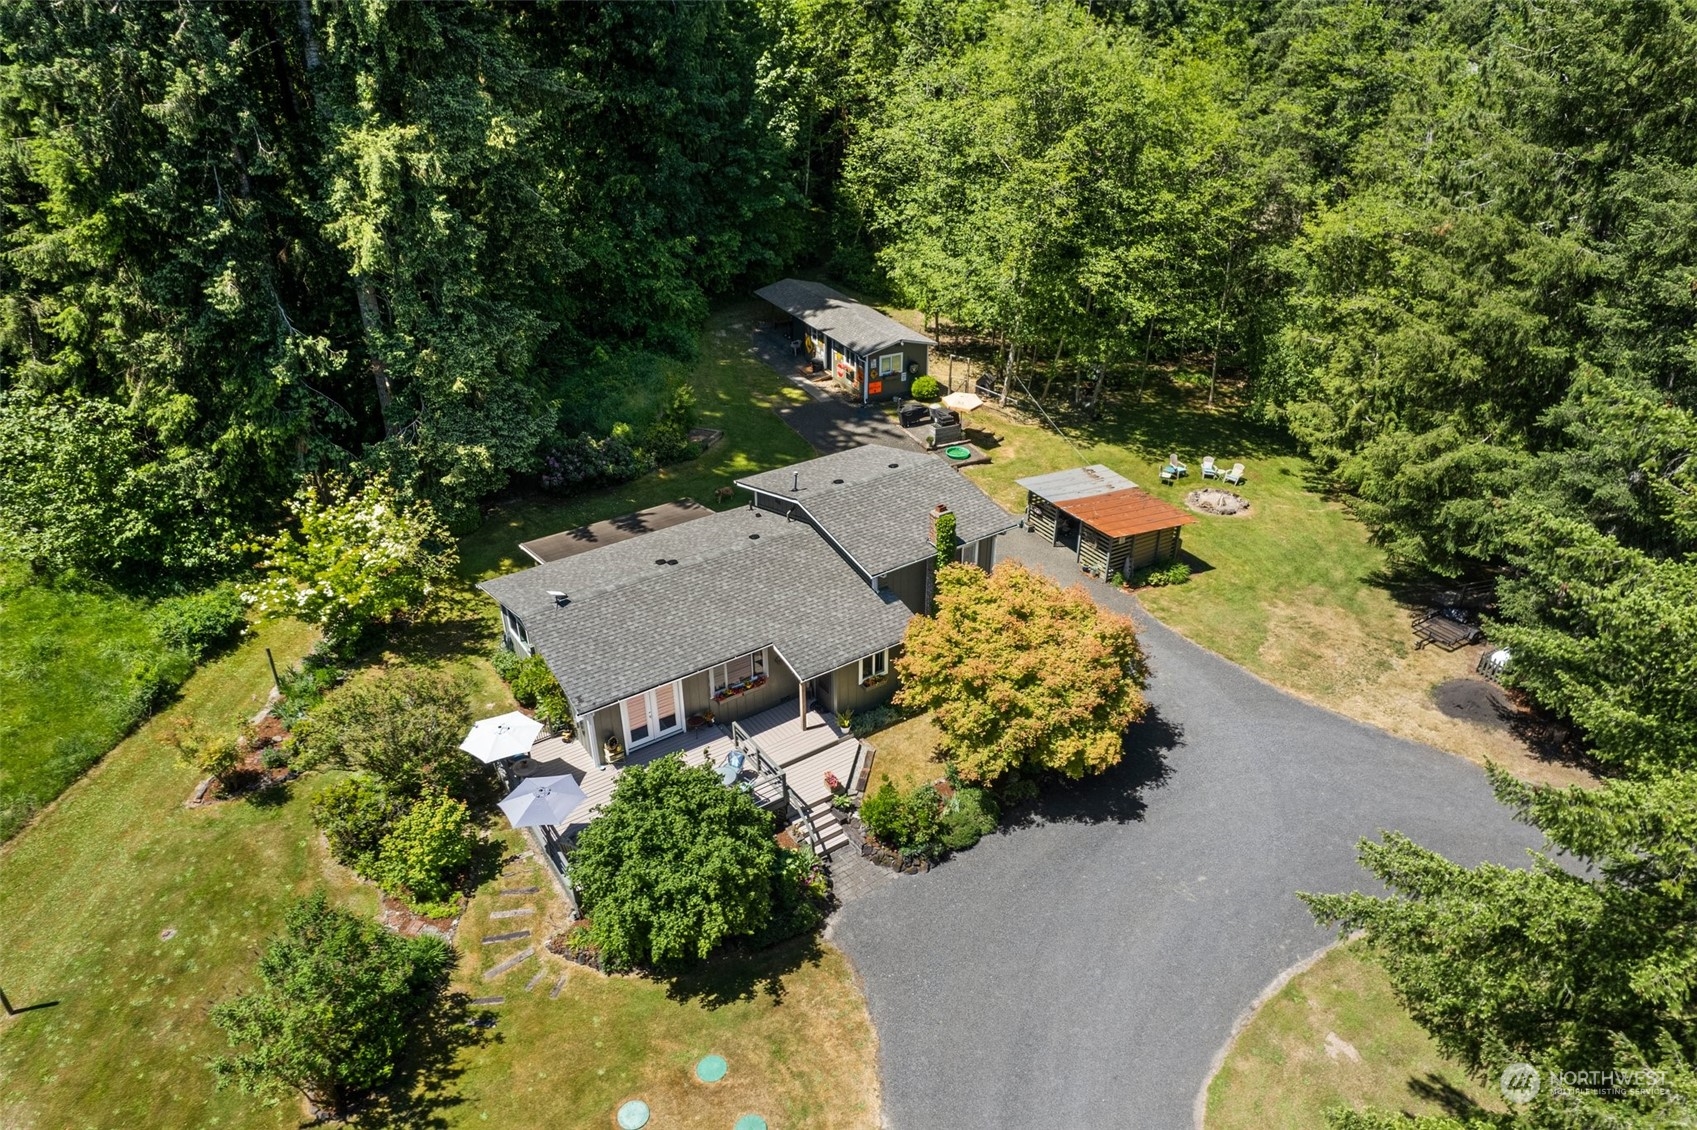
(843, 814, 932, 874)
(378, 894, 463, 941)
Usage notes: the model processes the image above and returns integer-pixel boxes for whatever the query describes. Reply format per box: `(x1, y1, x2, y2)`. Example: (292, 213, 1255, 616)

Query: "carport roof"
(1016, 465, 1137, 503)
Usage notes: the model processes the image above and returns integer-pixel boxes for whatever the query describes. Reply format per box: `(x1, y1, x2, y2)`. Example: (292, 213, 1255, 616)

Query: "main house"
(479, 445, 1018, 769)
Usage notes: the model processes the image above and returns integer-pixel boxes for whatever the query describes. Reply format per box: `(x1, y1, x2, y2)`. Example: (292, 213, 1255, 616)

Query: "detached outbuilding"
(1018, 465, 1196, 580)
(756, 278, 933, 403)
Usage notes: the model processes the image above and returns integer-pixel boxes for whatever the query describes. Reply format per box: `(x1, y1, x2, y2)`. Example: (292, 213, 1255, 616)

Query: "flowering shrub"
(242, 475, 456, 649)
(538, 425, 653, 492)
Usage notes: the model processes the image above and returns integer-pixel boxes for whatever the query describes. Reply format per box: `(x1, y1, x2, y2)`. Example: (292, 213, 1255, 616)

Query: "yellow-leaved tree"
(896, 563, 1149, 785)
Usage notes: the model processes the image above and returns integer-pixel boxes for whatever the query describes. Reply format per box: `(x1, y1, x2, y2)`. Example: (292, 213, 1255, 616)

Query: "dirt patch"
(378, 894, 462, 940)
(1430, 679, 1524, 731)
(1185, 488, 1253, 517)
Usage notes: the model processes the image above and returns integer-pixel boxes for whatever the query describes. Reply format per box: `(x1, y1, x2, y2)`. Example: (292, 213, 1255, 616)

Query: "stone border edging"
(1191, 931, 1363, 1130)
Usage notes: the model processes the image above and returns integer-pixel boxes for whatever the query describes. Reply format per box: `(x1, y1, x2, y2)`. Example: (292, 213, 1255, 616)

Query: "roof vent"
(832, 478, 844, 485)
(888, 462, 899, 469)
(655, 558, 667, 565)
(546, 590, 569, 607)
(791, 470, 800, 492)
(667, 558, 678, 565)
(748, 533, 760, 540)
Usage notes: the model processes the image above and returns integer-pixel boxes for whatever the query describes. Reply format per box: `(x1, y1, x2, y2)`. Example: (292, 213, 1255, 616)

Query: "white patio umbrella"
(459, 711, 544, 764)
(498, 774, 589, 829)
(941, 390, 984, 414)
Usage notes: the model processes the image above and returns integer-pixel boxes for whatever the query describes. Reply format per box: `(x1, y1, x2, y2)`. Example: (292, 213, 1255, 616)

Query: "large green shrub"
(939, 786, 1000, 851)
(147, 584, 246, 660)
(290, 667, 474, 798)
(859, 777, 942, 855)
(372, 791, 477, 913)
(568, 755, 786, 970)
(910, 375, 941, 399)
(310, 777, 397, 873)
(503, 652, 574, 733)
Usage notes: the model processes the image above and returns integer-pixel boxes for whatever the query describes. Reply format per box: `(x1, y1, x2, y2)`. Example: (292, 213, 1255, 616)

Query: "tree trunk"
(1208, 248, 1235, 409)
(1137, 318, 1155, 403)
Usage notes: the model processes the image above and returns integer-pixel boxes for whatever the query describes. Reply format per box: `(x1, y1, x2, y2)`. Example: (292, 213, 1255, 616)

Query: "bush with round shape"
(939, 786, 999, 851)
(311, 776, 397, 873)
(372, 790, 476, 913)
(910, 375, 942, 400)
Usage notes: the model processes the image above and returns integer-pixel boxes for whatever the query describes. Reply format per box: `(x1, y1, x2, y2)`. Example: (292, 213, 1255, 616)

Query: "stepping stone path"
(483, 946, 535, 981)
(470, 996, 504, 1006)
(489, 907, 534, 920)
(549, 973, 568, 999)
(499, 886, 539, 896)
(482, 929, 530, 945)
(524, 969, 548, 992)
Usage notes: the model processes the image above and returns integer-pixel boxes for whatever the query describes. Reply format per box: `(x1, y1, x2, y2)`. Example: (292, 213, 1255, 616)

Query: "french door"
(621, 681, 683, 750)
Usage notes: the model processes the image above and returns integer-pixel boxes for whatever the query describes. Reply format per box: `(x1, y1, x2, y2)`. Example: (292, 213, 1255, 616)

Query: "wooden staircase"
(805, 795, 851, 858)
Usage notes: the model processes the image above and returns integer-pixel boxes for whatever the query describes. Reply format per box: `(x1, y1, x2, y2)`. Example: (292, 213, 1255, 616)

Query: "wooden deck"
(509, 701, 863, 844)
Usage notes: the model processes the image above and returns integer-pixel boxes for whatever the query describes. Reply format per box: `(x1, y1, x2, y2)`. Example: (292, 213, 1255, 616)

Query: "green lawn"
(0, 569, 195, 841)
(0, 618, 330, 1130)
(1206, 940, 1500, 1128)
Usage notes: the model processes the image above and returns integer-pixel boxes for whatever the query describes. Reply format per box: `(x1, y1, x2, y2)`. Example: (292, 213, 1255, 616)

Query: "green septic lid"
(733, 1117, 768, 1130)
(616, 1099, 651, 1128)
(696, 1054, 729, 1083)
(945, 445, 971, 459)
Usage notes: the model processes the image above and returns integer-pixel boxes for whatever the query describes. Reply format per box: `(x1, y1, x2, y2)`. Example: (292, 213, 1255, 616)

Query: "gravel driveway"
(830, 536, 1551, 1129)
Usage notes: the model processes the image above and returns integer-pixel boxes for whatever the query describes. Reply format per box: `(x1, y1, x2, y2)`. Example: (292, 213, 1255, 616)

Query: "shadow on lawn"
(1406, 1071, 1493, 1120)
(1004, 706, 1181, 830)
(661, 933, 827, 1010)
(357, 990, 496, 1130)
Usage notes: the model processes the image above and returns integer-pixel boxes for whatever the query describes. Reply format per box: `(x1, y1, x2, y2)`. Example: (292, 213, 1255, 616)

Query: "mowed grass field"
(0, 569, 192, 840)
(959, 380, 1592, 787)
(0, 305, 880, 1130)
(1206, 940, 1501, 1129)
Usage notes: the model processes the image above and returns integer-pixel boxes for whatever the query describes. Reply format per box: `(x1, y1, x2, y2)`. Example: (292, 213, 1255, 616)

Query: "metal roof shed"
(1017, 466, 1195, 580)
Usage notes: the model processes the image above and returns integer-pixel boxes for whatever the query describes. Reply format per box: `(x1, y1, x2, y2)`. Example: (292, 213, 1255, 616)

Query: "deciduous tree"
(290, 666, 473, 797)
(896, 563, 1149, 784)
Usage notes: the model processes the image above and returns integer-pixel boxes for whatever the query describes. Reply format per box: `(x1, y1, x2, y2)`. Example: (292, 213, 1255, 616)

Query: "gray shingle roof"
(755, 279, 935, 356)
(737, 446, 1021, 578)
(479, 508, 912, 715)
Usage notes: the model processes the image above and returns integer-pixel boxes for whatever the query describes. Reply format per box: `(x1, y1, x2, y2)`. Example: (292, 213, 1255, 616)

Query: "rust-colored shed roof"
(1056, 487, 1197, 539)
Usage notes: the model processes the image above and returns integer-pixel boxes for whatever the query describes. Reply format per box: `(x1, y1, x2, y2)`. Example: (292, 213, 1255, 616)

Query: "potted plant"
(603, 734, 625, 764)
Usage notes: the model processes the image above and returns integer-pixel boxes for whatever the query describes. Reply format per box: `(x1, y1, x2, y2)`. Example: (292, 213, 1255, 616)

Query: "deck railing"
(731, 721, 829, 858)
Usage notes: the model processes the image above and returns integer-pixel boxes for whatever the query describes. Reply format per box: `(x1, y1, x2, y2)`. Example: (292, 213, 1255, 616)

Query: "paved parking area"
(830, 535, 1552, 1129)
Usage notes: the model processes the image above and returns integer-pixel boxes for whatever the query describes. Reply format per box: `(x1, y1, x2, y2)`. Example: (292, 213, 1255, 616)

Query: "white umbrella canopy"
(459, 711, 544, 764)
(941, 391, 983, 413)
(498, 774, 589, 829)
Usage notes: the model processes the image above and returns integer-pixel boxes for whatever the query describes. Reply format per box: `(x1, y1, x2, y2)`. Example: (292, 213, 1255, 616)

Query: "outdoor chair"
(1169, 453, 1189, 476)
(1223, 462, 1245, 485)
(720, 748, 747, 787)
(1201, 456, 1218, 479)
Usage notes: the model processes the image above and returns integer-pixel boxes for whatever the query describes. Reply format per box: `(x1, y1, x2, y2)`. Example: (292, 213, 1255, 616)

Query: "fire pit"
(1185, 488, 1251, 517)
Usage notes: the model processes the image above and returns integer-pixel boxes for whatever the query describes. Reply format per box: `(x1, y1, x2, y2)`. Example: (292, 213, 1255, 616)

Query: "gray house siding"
(712, 659, 798, 724)
(830, 659, 899, 714)
(881, 559, 929, 615)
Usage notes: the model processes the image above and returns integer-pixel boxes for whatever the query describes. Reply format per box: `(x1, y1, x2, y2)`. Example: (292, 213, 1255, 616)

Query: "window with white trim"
(711, 649, 767, 696)
(877, 352, 902, 376)
(502, 606, 528, 645)
(956, 540, 980, 567)
(859, 649, 890, 683)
